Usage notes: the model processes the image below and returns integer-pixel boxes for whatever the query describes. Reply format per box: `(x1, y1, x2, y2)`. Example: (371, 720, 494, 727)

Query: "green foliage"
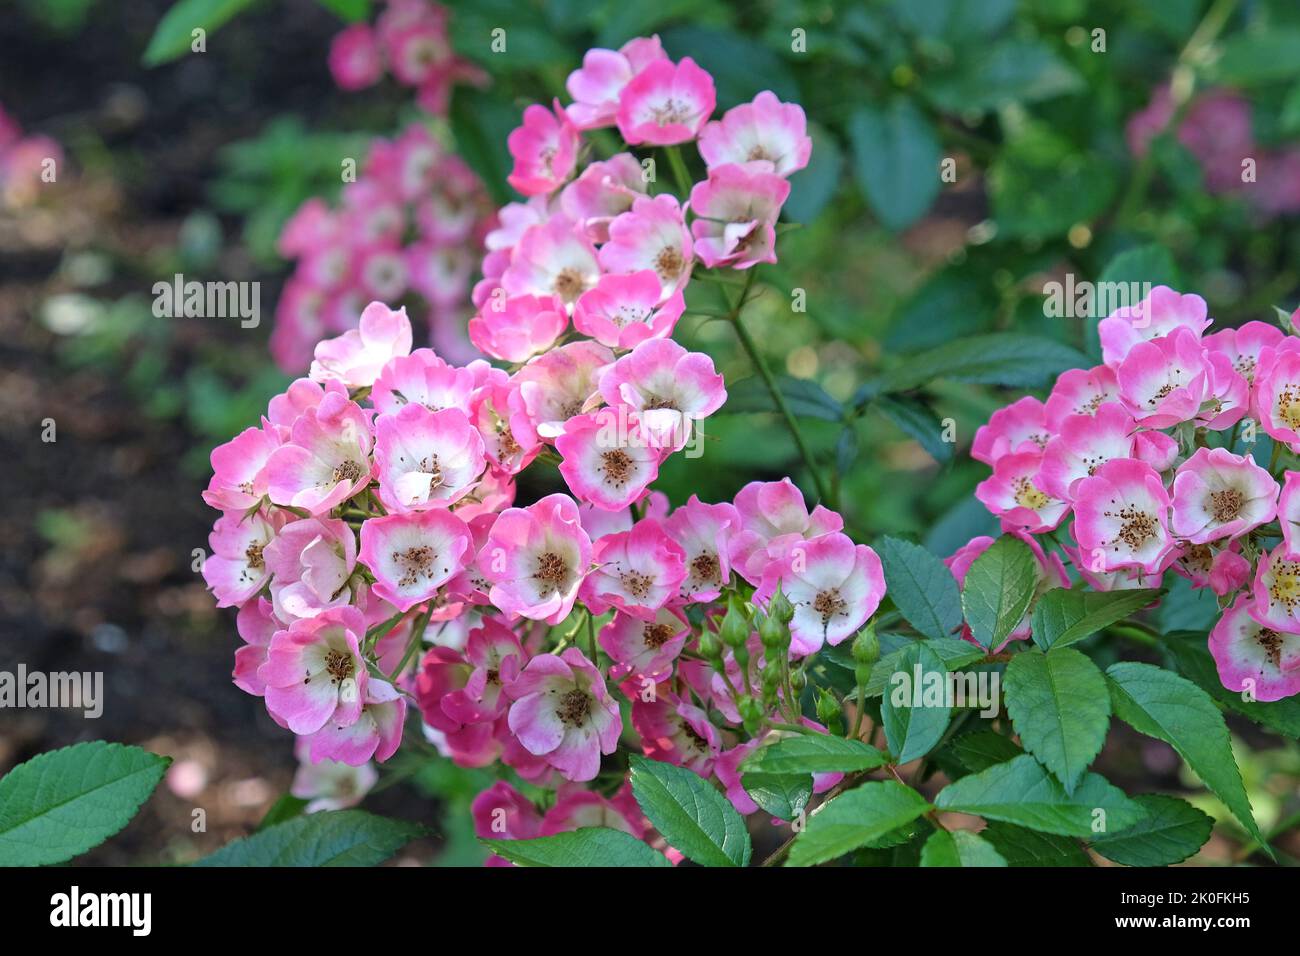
(787, 781, 932, 867)
(934, 754, 1146, 837)
(1030, 588, 1165, 650)
(876, 537, 964, 641)
(629, 756, 751, 867)
(1004, 646, 1111, 794)
(881, 642, 952, 763)
(920, 829, 1007, 867)
(483, 828, 673, 867)
(198, 811, 425, 866)
(0, 742, 169, 866)
(1105, 662, 1266, 850)
(960, 535, 1039, 650)
(1088, 795, 1214, 867)
(741, 735, 887, 775)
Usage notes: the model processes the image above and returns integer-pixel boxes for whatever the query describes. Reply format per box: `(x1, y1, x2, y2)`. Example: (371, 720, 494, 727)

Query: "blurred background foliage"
(5, 0, 1300, 863)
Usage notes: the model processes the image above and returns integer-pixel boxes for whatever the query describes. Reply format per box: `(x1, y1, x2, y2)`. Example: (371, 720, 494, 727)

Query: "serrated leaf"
(0, 741, 170, 866)
(847, 98, 941, 230)
(1089, 794, 1214, 867)
(483, 827, 671, 867)
(980, 821, 1092, 866)
(1004, 646, 1111, 794)
(962, 535, 1039, 650)
(741, 773, 812, 822)
(196, 810, 424, 866)
(630, 756, 750, 867)
(882, 642, 952, 763)
(142, 0, 259, 66)
(1031, 587, 1164, 650)
(741, 735, 887, 775)
(934, 754, 1146, 837)
(1105, 662, 1266, 850)
(787, 781, 932, 867)
(877, 536, 964, 640)
(920, 828, 1008, 867)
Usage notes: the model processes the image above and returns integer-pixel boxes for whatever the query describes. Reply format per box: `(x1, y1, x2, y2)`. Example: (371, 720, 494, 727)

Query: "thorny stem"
(725, 269, 835, 506)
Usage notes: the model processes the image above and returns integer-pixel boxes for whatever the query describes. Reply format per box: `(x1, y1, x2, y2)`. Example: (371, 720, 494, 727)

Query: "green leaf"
(858, 333, 1088, 401)
(924, 38, 1083, 112)
(741, 773, 812, 822)
(877, 536, 964, 641)
(1164, 632, 1300, 737)
(629, 756, 751, 867)
(0, 738, 167, 868)
(1089, 794, 1214, 867)
(874, 395, 953, 463)
(142, 0, 259, 66)
(882, 642, 952, 763)
(1105, 662, 1266, 849)
(723, 374, 844, 421)
(1215, 30, 1300, 87)
(934, 754, 1146, 837)
(1004, 646, 1111, 794)
(947, 729, 1023, 773)
(980, 821, 1092, 866)
(197, 810, 424, 866)
(0, 741, 170, 866)
(863, 638, 986, 697)
(962, 535, 1039, 650)
(787, 781, 932, 866)
(1031, 587, 1164, 650)
(920, 829, 1008, 867)
(483, 827, 671, 867)
(847, 98, 941, 231)
(741, 735, 888, 775)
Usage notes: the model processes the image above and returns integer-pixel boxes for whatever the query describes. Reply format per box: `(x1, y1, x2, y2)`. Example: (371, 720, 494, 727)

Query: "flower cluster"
(1127, 86, 1300, 218)
(270, 122, 495, 372)
(969, 285, 1300, 701)
(206, 38, 889, 859)
(327, 0, 484, 114)
(0, 102, 62, 208)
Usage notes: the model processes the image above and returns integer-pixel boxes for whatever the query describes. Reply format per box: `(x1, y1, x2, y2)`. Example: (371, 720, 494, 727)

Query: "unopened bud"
(851, 625, 880, 666)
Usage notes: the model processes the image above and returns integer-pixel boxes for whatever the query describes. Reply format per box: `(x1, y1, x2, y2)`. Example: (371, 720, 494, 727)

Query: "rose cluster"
(206, 37, 889, 854)
(327, 0, 485, 114)
(968, 285, 1300, 702)
(270, 122, 495, 372)
(0, 102, 62, 208)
